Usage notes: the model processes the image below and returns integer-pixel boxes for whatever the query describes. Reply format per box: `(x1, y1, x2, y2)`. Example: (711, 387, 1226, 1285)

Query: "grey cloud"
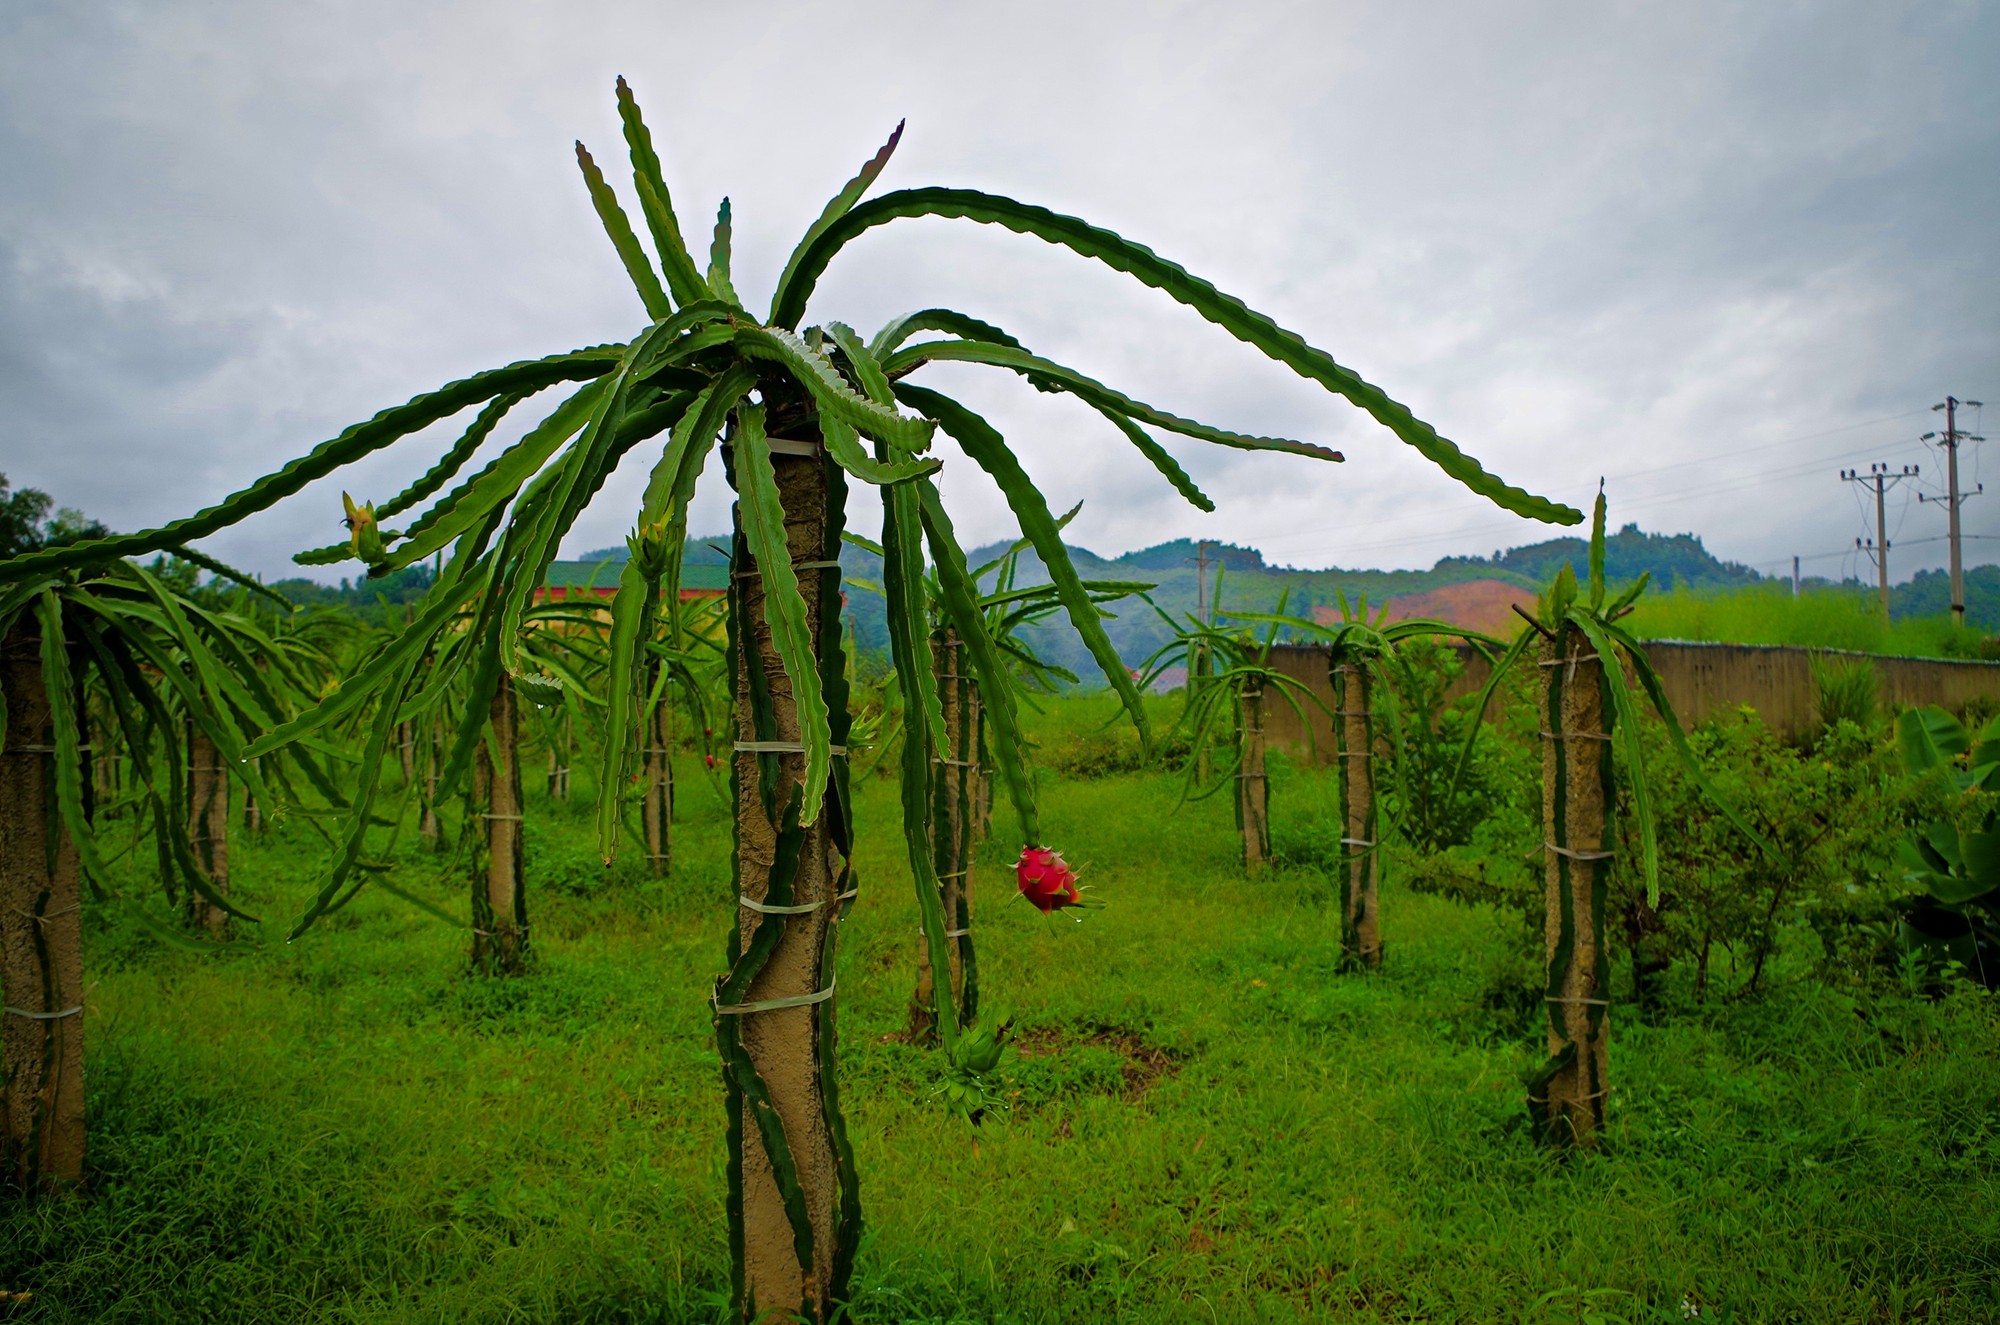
(0, 0, 1992, 586)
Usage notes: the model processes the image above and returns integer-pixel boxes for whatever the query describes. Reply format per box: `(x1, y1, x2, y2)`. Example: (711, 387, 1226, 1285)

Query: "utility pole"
(1841, 462, 1918, 620)
(1920, 398, 1986, 627)
(1791, 555, 1801, 598)
(1191, 539, 1212, 627)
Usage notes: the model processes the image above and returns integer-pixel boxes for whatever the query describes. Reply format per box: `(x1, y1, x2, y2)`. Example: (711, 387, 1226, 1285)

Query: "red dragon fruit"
(1015, 846, 1082, 914)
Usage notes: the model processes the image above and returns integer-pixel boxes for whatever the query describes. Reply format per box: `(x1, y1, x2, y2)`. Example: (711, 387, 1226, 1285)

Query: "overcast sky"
(2, 1, 1994, 587)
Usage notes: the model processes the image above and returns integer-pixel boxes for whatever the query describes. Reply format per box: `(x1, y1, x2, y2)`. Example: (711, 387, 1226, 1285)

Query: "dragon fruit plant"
(0, 81, 1577, 1320)
(1237, 591, 1507, 968)
(0, 555, 329, 1191)
(1457, 488, 1772, 1148)
(1140, 580, 1324, 875)
(845, 525, 1148, 1038)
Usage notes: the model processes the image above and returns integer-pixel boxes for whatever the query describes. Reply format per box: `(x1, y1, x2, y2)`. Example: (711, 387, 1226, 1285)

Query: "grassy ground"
(3, 695, 1998, 1323)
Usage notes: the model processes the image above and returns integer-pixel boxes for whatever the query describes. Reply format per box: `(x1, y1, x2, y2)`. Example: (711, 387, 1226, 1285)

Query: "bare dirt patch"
(1011, 1023, 1188, 1099)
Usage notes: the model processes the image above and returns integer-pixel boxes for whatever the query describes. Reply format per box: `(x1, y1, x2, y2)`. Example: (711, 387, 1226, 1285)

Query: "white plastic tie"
(738, 895, 823, 915)
(714, 978, 836, 1016)
(1545, 842, 1614, 862)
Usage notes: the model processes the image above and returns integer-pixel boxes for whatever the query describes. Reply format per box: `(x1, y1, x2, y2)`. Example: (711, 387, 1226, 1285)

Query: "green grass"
(3, 695, 1998, 1323)
(1625, 581, 1993, 659)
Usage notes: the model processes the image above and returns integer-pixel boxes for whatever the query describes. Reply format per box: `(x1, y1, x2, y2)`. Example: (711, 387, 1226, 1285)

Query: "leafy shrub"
(1400, 693, 1940, 1004)
(1606, 713, 1914, 1002)
(1375, 639, 1530, 852)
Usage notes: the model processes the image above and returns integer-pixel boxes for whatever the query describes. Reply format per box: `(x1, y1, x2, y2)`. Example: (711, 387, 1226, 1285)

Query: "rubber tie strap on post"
(714, 978, 836, 1016)
(1538, 730, 1613, 742)
(1335, 751, 1372, 760)
(1544, 995, 1613, 1007)
(733, 741, 849, 755)
(1545, 843, 1614, 862)
(945, 927, 970, 939)
(738, 895, 823, 916)
(5, 744, 92, 754)
(764, 435, 822, 458)
(481, 813, 525, 821)
(5, 1004, 82, 1021)
(937, 757, 978, 768)
(10, 903, 82, 924)
(1340, 838, 1376, 848)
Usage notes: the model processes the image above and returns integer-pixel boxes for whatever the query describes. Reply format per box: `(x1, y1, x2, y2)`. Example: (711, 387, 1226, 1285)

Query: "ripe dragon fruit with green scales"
(1015, 845, 1088, 915)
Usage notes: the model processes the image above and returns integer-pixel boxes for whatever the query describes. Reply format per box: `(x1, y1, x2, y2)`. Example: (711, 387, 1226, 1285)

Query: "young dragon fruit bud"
(1015, 845, 1082, 914)
(341, 492, 387, 566)
(704, 753, 716, 770)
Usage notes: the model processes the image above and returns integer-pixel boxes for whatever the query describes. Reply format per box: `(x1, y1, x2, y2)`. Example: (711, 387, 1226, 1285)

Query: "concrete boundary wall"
(1261, 640, 2000, 760)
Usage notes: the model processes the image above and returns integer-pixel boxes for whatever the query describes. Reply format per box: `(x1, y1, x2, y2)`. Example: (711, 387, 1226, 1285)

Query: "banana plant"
(0, 80, 1577, 1316)
(1457, 486, 1773, 1147)
(1892, 706, 2000, 984)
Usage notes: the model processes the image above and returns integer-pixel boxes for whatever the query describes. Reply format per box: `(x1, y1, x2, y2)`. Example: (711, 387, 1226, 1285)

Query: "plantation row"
(4, 80, 1996, 1323)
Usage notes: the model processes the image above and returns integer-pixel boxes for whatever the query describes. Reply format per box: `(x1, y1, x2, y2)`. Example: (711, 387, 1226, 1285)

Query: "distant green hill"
(1436, 522, 1763, 592)
(552, 528, 2000, 681)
